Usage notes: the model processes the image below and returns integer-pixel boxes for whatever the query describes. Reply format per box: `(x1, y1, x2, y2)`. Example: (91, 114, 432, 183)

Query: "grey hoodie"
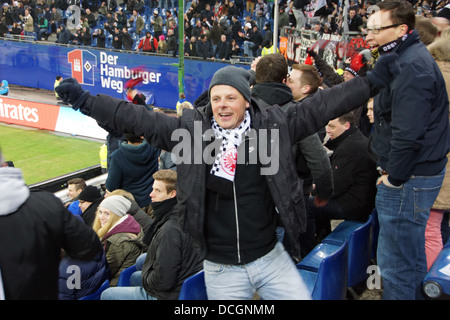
(0, 167, 30, 216)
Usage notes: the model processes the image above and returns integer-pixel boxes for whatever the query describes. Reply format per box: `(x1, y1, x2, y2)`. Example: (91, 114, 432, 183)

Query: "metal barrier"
(29, 164, 104, 194)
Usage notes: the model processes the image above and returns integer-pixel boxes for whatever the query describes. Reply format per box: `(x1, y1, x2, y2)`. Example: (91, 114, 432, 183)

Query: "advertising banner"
(0, 96, 107, 140)
(0, 40, 241, 110)
(285, 30, 370, 69)
(0, 96, 60, 130)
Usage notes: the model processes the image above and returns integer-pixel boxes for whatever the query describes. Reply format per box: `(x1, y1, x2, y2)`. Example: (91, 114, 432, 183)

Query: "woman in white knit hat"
(92, 195, 145, 286)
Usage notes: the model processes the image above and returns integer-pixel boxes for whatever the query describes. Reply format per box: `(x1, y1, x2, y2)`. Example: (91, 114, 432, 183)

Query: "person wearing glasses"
(365, 0, 449, 300)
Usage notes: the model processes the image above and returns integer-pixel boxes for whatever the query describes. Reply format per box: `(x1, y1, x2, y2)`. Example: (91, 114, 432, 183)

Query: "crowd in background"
(1, 0, 448, 59)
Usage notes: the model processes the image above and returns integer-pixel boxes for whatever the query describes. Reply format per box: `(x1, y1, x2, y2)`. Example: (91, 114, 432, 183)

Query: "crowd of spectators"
(2, 0, 447, 60)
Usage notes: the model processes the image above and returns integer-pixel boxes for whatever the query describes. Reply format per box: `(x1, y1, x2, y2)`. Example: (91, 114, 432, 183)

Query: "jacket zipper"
(233, 180, 241, 264)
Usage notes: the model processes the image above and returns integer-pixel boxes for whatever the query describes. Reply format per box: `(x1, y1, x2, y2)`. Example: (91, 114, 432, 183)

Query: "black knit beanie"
(78, 186, 101, 202)
(208, 66, 252, 102)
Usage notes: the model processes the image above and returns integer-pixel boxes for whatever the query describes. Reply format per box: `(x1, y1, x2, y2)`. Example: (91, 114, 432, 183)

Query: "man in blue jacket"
(366, 0, 449, 300)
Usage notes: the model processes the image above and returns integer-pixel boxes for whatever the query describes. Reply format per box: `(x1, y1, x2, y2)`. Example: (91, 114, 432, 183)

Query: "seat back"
(347, 214, 373, 287)
(117, 264, 137, 287)
(423, 244, 450, 298)
(314, 241, 348, 300)
(79, 280, 110, 300)
(297, 241, 348, 300)
(178, 270, 208, 300)
(322, 214, 373, 287)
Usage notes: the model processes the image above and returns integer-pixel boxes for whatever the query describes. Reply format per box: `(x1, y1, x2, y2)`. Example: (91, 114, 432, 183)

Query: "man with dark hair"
(348, 6, 364, 32)
(243, 24, 263, 57)
(252, 55, 333, 260)
(196, 33, 213, 59)
(306, 112, 378, 247)
(54, 75, 63, 101)
(366, 0, 449, 299)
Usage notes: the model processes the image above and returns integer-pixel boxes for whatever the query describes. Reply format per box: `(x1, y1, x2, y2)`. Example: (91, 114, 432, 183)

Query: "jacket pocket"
(290, 179, 304, 204)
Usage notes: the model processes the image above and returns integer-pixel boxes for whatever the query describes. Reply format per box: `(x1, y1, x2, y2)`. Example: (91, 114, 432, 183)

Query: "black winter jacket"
(325, 126, 378, 221)
(0, 168, 103, 300)
(141, 199, 202, 299)
(251, 82, 333, 201)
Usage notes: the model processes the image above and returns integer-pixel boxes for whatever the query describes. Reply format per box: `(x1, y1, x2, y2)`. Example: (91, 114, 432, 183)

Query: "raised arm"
(287, 53, 400, 142)
(56, 81, 180, 151)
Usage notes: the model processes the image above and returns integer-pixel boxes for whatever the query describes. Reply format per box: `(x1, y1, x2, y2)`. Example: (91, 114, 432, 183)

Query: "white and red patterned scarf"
(210, 111, 251, 182)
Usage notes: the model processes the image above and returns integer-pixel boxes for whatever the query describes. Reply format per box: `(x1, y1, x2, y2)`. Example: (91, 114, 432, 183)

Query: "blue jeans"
(376, 169, 445, 300)
(100, 285, 158, 300)
(100, 253, 156, 300)
(129, 253, 146, 286)
(243, 41, 256, 57)
(204, 242, 311, 300)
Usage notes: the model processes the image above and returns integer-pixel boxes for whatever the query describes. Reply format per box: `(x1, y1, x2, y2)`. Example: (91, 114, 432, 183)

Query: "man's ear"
(397, 23, 409, 38)
(302, 84, 311, 94)
(344, 121, 351, 130)
(169, 190, 177, 199)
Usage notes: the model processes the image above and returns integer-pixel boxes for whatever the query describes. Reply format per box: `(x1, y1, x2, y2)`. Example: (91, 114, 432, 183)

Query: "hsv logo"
(68, 49, 97, 86)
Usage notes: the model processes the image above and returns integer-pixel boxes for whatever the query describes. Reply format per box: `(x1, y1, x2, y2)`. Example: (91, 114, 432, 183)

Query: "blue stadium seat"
(322, 214, 373, 289)
(117, 264, 137, 287)
(297, 241, 348, 300)
(78, 280, 110, 300)
(423, 237, 450, 299)
(178, 270, 208, 300)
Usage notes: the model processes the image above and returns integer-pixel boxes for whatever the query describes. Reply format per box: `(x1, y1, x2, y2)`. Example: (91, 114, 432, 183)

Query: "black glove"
(306, 47, 317, 58)
(55, 78, 91, 113)
(366, 53, 401, 89)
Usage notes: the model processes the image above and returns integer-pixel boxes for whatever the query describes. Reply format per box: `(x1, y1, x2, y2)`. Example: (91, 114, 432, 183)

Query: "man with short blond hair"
(287, 63, 321, 101)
